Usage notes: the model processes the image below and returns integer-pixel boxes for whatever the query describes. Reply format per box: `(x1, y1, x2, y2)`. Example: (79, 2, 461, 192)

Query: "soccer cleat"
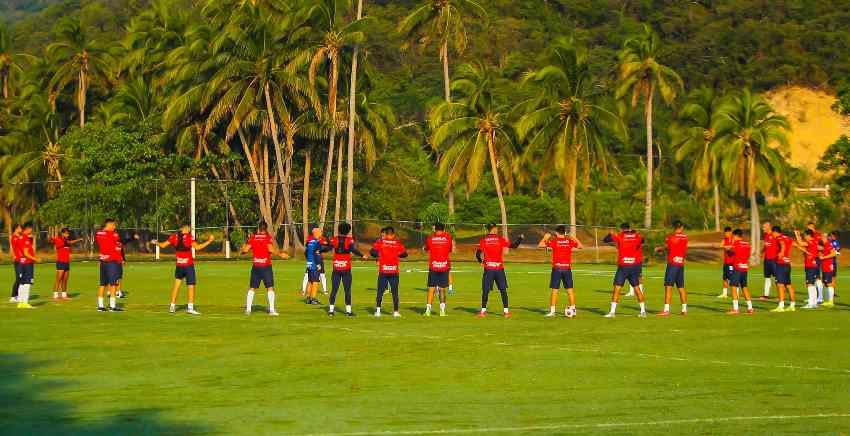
(9, 297, 17, 303)
(503, 311, 512, 318)
(716, 293, 729, 299)
(117, 291, 125, 299)
(187, 309, 201, 315)
(328, 311, 335, 318)
(802, 304, 817, 310)
(345, 311, 356, 317)
(109, 307, 124, 312)
(17, 302, 34, 309)
(726, 309, 740, 315)
(439, 310, 447, 317)
(657, 311, 670, 317)
(423, 309, 431, 317)
(311, 299, 322, 305)
(821, 301, 835, 308)
(269, 311, 279, 316)
(746, 308, 754, 315)
(392, 312, 402, 318)
(770, 306, 785, 313)
(374, 310, 381, 317)
(637, 312, 647, 318)
(169, 305, 176, 314)
(603, 312, 616, 318)
(785, 305, 796, 312)
(680, 311, 687, 316)
(544, 312, 557, 318)
(97, 307, 108, 312)
(758, 296, 771, 301)
(475, 311, 487, 318)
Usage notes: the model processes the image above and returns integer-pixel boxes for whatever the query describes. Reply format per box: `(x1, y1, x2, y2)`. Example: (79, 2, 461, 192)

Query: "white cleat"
(9, 297, 18, 303)
(604, 312, 616, 318)
(374, 310, 381, 317)
(187, 309, 201, 315)
(269, 311, 279, 316)
(245, 310, 252, 315)
(638, 312, 647, 318)
(544, 312, 557, 318)
(392, 312, 402, 318)
(169, 305, 176, 313)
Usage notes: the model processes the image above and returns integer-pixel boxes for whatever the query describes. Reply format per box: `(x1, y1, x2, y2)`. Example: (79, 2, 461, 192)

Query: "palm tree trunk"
(345, 0, 364, 223)
(713, 182, 721, 232)
(2, 72, 7, 99)
(333, 138, 344, 235)
(264, 83, 298, 250)
(569, 158, 577, 237)
(441, 39, 456, 222)
(486, 132, 508, 239)
(748, 153, 760, 264)
(78, 68, 86, 128)
(643, 84, 654, 229)
(284, 134, 302, 250)
(318, 56, 340, 229)
(302, 145, 312, 243)
(237, 127, 274, 226)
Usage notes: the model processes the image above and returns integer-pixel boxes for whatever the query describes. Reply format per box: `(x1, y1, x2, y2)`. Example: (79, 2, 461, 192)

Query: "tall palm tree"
(616, 24, 683, 229)
(516, 39, 622, 235)
(430, 62, 516, 237)
(0, 23, 26, 100)
(344, 0, 365, 223)
(47, 18, 113, 128)
(713, 89, 790, 263)
(671, 86, 724, 231)
(309, 0, 365, 229)
(398, 0, 486, 216)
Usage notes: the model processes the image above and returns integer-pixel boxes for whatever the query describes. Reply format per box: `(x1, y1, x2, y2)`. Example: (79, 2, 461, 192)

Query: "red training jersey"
(96, 229, 122, 263)
(803, 239, 819, 269)
(425, 231, 452, 272)
(763, 232, 778, 260)
(247, 232, 273, 267)
(331, 235, 355, 272)
(478, 234, 512, 270)
(822, 243, 836, 273)
(665, 232, 688, 266)
(722, 236, 734, 265)
(372, 237, 406, 275)
(168, 233, 195, 266)
(53, 237, 71, 263)
(776, 234, 793, 265)
(731, 240, 751, 272)
(18, 235, 34, 265)
(611, 231, 643, 266)
(11, 234, 23, 263)
(547, 236, 578, 270)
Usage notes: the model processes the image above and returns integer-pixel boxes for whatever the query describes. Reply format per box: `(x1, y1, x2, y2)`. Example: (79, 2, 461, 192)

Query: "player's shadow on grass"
(453, 306, 481, 315)
(0, 353, 212, 435)
(577, 306, 608, 316)
(686, 303, 726, 313)
(518, 307, 547, 315)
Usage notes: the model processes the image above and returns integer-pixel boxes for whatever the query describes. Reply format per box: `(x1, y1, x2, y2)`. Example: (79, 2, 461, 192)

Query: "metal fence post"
(594, 227, 600, 264)
(190, 177, 196, 257)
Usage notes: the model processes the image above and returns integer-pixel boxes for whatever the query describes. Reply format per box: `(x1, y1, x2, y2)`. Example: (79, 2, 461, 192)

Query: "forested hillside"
(2, 0, 850, 245)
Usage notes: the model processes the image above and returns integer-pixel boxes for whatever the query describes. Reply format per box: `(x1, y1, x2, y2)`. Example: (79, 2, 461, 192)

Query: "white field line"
(295, 413, 850, 436)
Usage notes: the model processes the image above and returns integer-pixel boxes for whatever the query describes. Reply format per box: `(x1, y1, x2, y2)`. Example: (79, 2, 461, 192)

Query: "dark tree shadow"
(0, 353, 212, 435)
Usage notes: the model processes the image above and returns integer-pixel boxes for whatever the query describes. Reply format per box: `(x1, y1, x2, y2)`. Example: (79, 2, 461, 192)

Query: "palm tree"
(309, 0, 365, 229)
(671, 86, 724, 231)
(398, 0, 486, 216)
(516, 39, 623, 235)
(344, 0, 365, 223)
(47, 18, 113, 128)
(712, 89, 790, 263)
(430, 62, 516, 237)
(0, 23, 26, 100)
(616, 24, 683, 229)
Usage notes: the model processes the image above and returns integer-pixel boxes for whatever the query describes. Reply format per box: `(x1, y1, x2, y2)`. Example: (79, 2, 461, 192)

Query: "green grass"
(1, 259, 849, 435)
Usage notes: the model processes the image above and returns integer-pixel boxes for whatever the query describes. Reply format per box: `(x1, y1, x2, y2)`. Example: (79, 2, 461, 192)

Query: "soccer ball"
(565, 307, 576, 318)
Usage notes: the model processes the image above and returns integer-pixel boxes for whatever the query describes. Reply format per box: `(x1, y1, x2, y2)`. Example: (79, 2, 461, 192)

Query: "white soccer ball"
(565, 307, 576, 318)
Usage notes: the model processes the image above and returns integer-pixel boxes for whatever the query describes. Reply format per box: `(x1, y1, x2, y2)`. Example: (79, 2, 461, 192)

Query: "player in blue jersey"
(305, 226, 331, 305)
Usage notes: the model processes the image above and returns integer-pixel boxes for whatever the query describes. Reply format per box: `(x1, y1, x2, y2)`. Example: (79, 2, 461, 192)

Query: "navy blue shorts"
(549, 269, 574, 289)
(428, 270, 450, 288)
(306, 262, 325, 275)
(56, 262, 70, 271)
(775, 263, 792, 285)
(664, 264, 685, 288)
(99, 262, 121, 286)
(730, 270, 748, 288)
(823, 271, 835, 285)
(306, 269, 321, 283)
(117, 263, 124, 280)
(804, 267, 820, 285)
(175, 265, 197, 285)
(482, 269, 508, 292)
(763, 260, 776, 278)
(250, 265, 275, 289)
(18, 263, 34, 284)
(613, 264, 642, 287)
(377, 274, 400, 293)
(723, 264, 734, 281)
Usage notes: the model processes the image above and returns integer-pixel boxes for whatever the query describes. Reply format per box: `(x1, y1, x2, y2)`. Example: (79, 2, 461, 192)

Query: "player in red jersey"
(718, 226, 734, 298)
(806, 222, 826, 302)
(51, 227, 83, 301)
(8, 223, 23, 303)
(602, 223, 646, 318)
(760, 222, 778, 300)
(474, 223, 523, 318)
(820, 235, 838, 307)
(15, 223, 40, 309)
(423, 222, 453, 317)
(657, 221, 688, 316)
(240, 222, 288, 316)
(727, 229, 754, 315)
(538, 225, 582, 318)
(152, 224, 214, 315)
(327, 222, 366, 317)
(370, 227, 408, 317)
(95, 219, 124, 311)
(793, 229, 821, 309)
(770, 226, 796, 312)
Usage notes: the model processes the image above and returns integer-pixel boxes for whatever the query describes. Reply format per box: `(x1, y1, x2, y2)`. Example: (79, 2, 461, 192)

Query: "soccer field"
(1, 260, 848, 435)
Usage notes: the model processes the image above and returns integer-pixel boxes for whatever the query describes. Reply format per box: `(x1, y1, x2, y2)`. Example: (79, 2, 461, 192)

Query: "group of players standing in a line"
(6, 218, 841, 318)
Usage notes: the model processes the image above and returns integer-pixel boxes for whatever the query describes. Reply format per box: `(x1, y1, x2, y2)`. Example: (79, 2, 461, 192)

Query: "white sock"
(790, 300, 796, 308)
(54, 291, 59, 298)
(722, 287, 728, 296)
(61, 292, 67, 298)
(503, 307, 509, 314)
(98, 297, 104, 308)
(816, 280, 824, 300)
(448, 284, 454, 292)
(639, 301, 646, 313)
(627, 285, 634, 294)
(188, 303, 194, 311)
(439, 302, 446, 311)
(746, 300, 753, 310)
(246, 290, 255, 312)
(764, 278, 772, 296)
(345, 304, 352, 313)
(609, 301, 618, 314)
(681, 303, 687, 312)
(807, 285, 816, 306)
(329, 304, 335, 313)
(426, 303, 432, 311)
(320, 273, 327, 293)
(109, 296, 116, 309)
(732, 300, 739, 311)
(19, 284, 30, 303)
(827, 287, 835, 302)
(549, 305, 556, 314)
(778, 300, 785, 309)
(170, 303, 176, 310)
(480, 307, 486, 313)
(376, 307, 382, 315)
(663, 303, 670, 312)
(301, 273, 308, 293)
(267, 291, 276, 313)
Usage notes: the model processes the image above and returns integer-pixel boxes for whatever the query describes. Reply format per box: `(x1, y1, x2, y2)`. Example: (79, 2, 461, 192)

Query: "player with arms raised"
(327, 222, 366, 317)
(241, 223, 289, 316)
(423, 222, 453, 317)
(603, 223, 646, 318)
(370, 227, 408, 317)
(152, 224, 215, 315)
(658, 221, 688, 316)
(95, 219, 123, 312)
(475, 223, 523, 318)
(538, 225, 582, 318)
(727, 229, 754, 315)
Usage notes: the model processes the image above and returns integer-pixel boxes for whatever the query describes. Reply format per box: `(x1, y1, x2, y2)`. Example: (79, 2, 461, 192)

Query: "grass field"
(1, 259, 849, 435)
